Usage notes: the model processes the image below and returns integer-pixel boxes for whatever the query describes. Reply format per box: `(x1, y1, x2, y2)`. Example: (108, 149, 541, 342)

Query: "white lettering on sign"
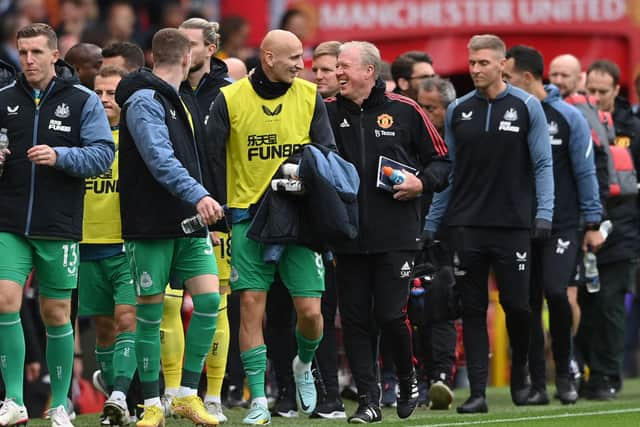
(319, 0, 626, 30)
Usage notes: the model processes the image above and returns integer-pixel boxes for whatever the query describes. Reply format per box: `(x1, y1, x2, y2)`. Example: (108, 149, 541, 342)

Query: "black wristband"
(585, 222, 600, 231)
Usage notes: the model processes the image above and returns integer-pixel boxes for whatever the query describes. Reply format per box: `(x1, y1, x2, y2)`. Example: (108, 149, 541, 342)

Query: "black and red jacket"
(325, 78, 449, 253)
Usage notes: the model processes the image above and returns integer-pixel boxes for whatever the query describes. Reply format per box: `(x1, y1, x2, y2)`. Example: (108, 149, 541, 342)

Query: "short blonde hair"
(313, 41, 341, 60)
(179, 18, 220, 47)
(468, 34, 506, 58)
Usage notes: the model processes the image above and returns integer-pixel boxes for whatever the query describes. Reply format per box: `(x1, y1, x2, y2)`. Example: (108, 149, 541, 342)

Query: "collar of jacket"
(249, 63, 292, 99)
(336, 77, 387, 112)
(613, 96, 639, 135)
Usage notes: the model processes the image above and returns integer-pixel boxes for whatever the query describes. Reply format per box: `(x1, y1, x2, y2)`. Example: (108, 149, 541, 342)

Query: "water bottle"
(181, 214, 206, 234)
(583, 251, 600, 293)
(599, 220, 613, 240)
(0, 128, 8, 178)
(382, 166, 405, 184)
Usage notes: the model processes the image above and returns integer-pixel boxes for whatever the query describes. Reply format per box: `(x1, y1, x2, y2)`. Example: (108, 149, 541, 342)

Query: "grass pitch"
(29, 378, 640, 426)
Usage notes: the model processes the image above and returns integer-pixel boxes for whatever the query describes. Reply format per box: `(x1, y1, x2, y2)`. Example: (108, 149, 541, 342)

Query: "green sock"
(295, 329, 322, 364)
(95, 343, 115, 392)
(46, 323, 74, 408)
(113, 331, 137, 393)
(136, 303, 163, 399)
(241, 345, 267, 399)
(182, 292, 220, 388)
(0, 312, 25, 405)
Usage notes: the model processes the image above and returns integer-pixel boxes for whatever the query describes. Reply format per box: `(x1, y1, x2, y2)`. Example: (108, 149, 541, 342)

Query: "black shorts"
(530, 229, 581, 308)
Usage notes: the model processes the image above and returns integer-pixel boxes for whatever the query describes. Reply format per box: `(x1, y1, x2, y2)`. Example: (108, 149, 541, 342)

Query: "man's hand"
(582, 229, 605, 252)
(27, 144, 57, 166)
(393, 170, 423, 201)
(0, 147, 11, 162)
(210, 231, 221, 246)
(532, 218, 552, 240)
(197, 196, 224, 225)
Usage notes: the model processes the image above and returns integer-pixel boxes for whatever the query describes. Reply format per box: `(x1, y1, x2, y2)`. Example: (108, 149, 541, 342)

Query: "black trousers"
(266, 276, 296, 393)
(336, 251, 415, 402)
(450, 227, 531, 397)
(577, 259, 637, 387)
(529, 229, 580, 389)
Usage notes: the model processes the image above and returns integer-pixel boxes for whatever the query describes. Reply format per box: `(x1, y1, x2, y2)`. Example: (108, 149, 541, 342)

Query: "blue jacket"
(247, 144, 360, 256)
(427, 83, 553, 232)
(542, 84, 601, 229)
(0, 59, 114, 240)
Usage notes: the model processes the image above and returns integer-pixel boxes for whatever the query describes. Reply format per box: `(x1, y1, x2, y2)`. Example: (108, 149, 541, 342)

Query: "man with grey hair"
(325, 40, 449, 423)
(413, 75, 458, 411)
(426, 34, 554, 413)
(417, 76, 456, 135)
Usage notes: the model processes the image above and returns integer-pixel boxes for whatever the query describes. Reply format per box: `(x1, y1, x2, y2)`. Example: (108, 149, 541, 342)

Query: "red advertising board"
(258, 0, 640, 97)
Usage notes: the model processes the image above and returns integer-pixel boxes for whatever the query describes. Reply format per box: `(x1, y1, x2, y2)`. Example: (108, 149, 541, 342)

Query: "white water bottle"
(599, 220, 613, 240)
(583, 251, 600, 293)
(181, 214, 206, 234)
(0, 128, 8, 178)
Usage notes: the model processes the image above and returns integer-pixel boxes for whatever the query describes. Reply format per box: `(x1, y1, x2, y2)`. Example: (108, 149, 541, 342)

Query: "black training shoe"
(556, 376, 578, 404)
(310, 397, 346, 419)
(510, 364, 531, 406)
(225, 385, 249, 409)
(429, 380, 454, 410)
(348, 396, 381, 424)
(397, 371, 419, 419)
(526, 388, 549, 405)
(456, 395, 488, 414)
(271, 387, 298, 418)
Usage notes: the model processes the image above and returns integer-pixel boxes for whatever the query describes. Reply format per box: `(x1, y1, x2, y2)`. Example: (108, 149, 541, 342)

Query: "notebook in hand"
(376, 155, 418, 192)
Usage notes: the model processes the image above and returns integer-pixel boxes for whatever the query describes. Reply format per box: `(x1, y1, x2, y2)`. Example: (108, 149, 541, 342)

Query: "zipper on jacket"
(485, 101, 492, 132)
(358, 109, 367, 253)
(25, 83, 54, 236)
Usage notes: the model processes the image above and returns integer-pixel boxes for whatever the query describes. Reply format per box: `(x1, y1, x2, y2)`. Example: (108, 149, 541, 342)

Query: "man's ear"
(614, 83, 620, 98)
(207, 43, 217, 58)
(397, 77, 409, 91)
(264, 50, 274, 68)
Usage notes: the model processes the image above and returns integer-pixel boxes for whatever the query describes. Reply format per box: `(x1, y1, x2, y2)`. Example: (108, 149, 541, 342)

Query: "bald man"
(223, 57, 247, 81)
(549, 54, 585, 98)
(206, 29, 336, 425)
(65, 42, 102, 89)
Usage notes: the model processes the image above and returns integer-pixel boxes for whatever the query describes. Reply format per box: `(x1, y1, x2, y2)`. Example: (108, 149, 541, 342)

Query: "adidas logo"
(340, 118, 350, 128)
(400, 261, 412, 278)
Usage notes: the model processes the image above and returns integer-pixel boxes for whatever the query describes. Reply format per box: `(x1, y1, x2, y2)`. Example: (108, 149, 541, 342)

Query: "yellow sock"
(160, 286, 184, 390)
(206, 292, 229, 397)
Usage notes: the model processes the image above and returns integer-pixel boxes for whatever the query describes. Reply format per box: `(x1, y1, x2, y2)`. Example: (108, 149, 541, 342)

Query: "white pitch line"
(412, 407, 640, 427)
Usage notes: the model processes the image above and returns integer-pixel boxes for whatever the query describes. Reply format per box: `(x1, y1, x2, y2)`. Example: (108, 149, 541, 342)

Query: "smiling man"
(426, 34, 554, 414)
(325, 40, 449, 423)
(206, 29, 336, 426)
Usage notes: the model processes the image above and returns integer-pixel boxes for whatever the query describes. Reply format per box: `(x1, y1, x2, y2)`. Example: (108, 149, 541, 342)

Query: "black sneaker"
(555, 376, 578, 404)
(397, 371, 419, 419)
(271, 387, 298, 418)
(310, 397, 346, 419)
(348, 396, 382, 424)
(225, 385, 249, 409)
(429, 380, 454, 410)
